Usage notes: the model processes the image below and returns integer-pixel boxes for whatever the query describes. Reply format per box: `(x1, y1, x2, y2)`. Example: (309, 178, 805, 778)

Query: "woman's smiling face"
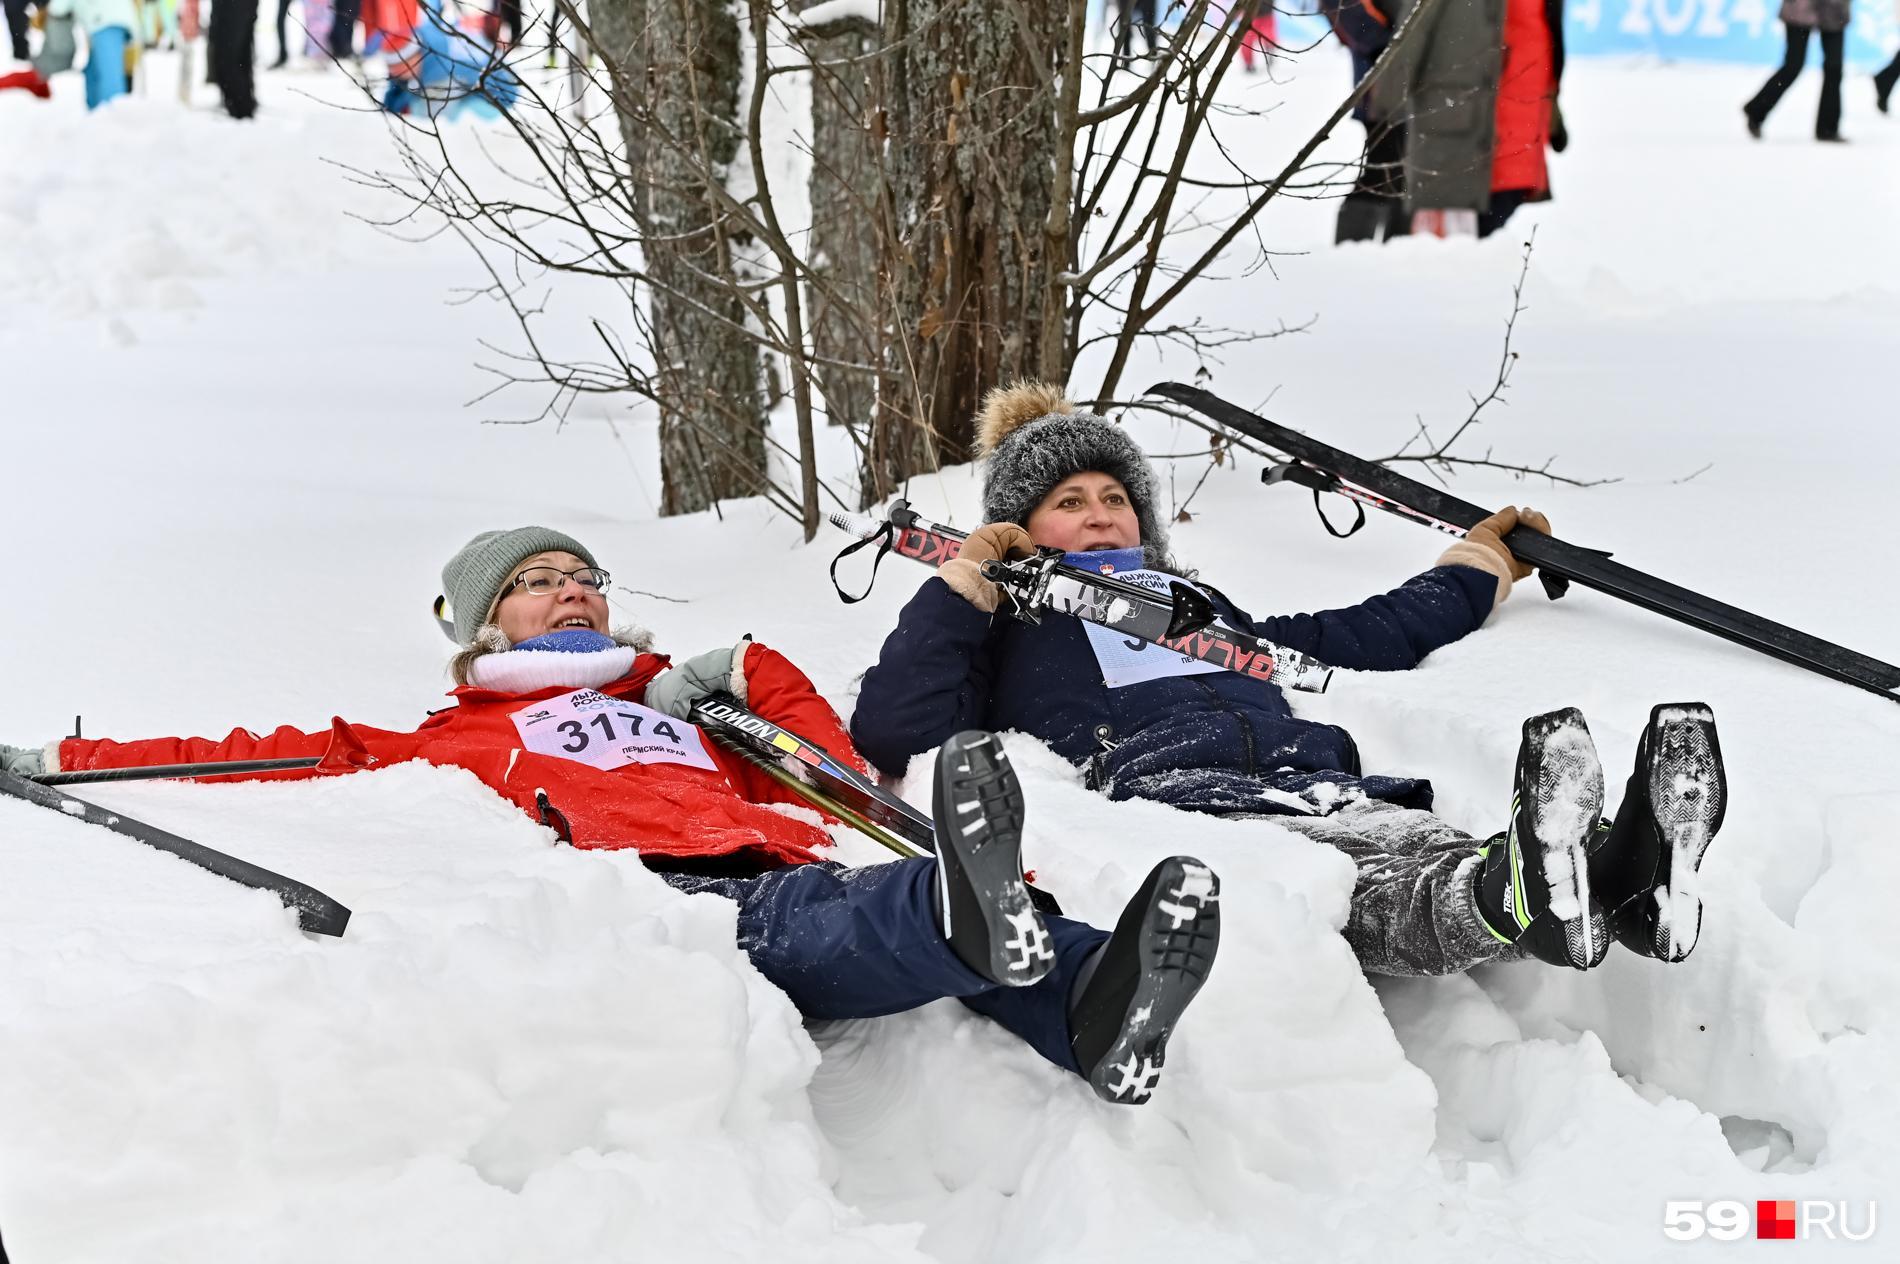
(492, 551, 611, 642)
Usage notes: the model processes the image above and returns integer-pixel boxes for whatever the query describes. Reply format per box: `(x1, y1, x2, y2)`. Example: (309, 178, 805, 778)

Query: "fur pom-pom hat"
(976, 381, 1173, 568)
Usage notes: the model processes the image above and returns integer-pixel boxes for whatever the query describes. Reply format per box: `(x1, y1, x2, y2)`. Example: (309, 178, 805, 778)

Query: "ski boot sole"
(1514, 708, 1608, 969)
(932, 732, 1053, 987)
(1075, 856, 1222, 1105)
(1628, 703, 1726, 962)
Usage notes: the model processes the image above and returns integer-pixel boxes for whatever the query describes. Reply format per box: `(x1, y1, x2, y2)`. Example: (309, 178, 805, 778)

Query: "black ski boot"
(1476, 708, 1609, 970)
(931, 731, 1055, 987)
(1590, 703, 1726, 963)
(1068, 856, 1222, 1105)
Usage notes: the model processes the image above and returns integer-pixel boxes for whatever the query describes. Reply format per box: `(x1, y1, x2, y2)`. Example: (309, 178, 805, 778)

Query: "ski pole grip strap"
(829, 521, 897, 604)
(1313, 488, 1366, 538)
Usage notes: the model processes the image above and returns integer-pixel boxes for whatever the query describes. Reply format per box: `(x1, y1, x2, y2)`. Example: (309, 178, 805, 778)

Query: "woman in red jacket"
(2, 526, 1221, 1107)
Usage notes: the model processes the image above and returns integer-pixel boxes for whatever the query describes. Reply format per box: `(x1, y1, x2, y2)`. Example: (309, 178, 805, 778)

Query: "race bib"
(1076, 566, 1226, 690)
(511, 690, 720, 773)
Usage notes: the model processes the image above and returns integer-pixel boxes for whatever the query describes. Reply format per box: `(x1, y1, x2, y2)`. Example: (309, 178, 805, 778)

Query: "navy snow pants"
(661, 858, 1109, 1075)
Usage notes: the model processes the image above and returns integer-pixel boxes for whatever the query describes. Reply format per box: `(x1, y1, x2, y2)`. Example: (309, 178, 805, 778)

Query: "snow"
(791, 0, 882, 30)
(4, 42, 1899, 1264)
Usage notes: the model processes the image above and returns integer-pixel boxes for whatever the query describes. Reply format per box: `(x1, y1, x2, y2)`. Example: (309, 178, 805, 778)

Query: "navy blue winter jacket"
(850, 550, 1499, 817)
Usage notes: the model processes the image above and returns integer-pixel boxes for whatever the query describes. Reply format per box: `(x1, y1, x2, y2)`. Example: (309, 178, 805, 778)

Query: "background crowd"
(1, 0, 526, 117)
(5, 0, 1898, 230)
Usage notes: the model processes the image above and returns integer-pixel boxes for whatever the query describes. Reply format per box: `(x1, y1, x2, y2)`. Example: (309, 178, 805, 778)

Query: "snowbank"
(2, 48, 1896, 1263)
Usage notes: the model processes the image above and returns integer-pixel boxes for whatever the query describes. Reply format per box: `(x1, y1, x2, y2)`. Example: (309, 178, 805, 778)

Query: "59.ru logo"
(1664, 1200, 1877, 1241)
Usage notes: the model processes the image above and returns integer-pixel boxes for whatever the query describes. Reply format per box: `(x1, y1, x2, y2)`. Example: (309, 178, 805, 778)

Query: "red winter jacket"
(56, 643, 861, 868)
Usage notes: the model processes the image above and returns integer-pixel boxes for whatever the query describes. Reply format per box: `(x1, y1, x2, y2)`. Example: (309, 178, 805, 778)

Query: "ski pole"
(32, 718, 381, 789)
(0, 768, 351, 937)
(34, 757, 324, 787)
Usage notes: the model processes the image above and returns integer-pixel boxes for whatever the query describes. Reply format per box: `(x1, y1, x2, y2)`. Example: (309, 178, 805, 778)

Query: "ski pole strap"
(828, 519, 897, 604)
(1312, 487, 1366, 538)
(1265, 460, 1368, 538)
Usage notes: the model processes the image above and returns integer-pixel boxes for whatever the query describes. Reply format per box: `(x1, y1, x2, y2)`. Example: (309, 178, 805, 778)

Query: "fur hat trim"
(975, 381, 1077, 456)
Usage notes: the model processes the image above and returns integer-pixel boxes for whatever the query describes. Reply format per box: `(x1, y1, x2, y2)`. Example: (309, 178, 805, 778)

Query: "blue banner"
(1563, 0, 1896, 67)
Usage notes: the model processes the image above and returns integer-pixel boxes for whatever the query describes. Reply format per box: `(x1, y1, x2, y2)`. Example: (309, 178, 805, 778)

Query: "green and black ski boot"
(1476, 707, 1609, 970)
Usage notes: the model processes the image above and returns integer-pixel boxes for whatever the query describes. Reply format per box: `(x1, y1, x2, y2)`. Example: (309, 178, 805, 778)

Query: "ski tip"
(296, 898, 352, 938)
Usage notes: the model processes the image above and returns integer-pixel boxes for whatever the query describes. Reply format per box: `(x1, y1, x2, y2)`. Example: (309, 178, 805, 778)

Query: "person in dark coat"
(1369, 0, 1568, 237)
(1870, 0, 1896, 113)
(4, 0, 41, 61)
(1321, 0, 1409, 243)
(850, 383, 1730, 980)
(1744, 0, 1854, 141)
(206, 0, 258, 118)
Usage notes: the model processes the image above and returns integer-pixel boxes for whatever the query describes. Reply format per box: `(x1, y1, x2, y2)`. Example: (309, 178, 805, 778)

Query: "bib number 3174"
(511, 689, 719, 773)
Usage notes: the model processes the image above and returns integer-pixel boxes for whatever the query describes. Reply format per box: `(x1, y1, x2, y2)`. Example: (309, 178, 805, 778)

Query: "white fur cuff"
(727, 638, 752, 704)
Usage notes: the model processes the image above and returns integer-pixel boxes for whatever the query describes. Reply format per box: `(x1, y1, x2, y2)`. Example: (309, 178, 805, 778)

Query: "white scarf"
(467, 644, 641, 693)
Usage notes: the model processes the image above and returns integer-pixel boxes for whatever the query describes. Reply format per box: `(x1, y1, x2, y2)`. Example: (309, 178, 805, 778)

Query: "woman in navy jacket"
(852, 384, 1729, 979)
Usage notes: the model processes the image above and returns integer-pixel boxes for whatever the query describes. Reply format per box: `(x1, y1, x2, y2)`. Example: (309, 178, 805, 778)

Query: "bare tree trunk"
(861, 0, 1070, 506)
(595, 0, 770, 516)
(798, 7, 881, 434)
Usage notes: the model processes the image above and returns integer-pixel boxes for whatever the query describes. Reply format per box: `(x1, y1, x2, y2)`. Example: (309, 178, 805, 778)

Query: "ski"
(828, 502, 1334, 695)
(688, 693, 936, 859)
(1151, 382, 1900, 707)
(0, 767, 352, 937)
(689, 695, 1064, 915)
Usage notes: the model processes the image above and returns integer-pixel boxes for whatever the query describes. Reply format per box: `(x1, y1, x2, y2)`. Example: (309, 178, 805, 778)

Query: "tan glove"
(1438, 506, 1552, 609)
(939, 522, 1035, 614)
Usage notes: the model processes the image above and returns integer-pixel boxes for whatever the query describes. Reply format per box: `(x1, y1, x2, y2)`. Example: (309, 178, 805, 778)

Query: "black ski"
(688, 695, 1065, 915)
(689, 693, 936, 857)
(0, 768, 352, 936)
(1151, 382, 1900, 707)
(829, 502, 1334, 694)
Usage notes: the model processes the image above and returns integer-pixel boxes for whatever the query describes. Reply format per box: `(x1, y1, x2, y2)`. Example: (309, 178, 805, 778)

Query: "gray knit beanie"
(976, 382, 1173, 569)
(440, 526, 600, 645)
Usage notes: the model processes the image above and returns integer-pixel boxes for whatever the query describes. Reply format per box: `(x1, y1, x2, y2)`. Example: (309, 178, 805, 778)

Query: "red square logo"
(1757, 1200, 1797, 1240)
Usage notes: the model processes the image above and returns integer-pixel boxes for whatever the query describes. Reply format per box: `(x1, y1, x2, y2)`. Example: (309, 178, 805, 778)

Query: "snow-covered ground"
(3, 42, 1898, 1263)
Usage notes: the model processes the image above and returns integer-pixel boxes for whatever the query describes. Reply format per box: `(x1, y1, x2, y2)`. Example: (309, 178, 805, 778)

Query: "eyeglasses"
(508, 566, 611, 597)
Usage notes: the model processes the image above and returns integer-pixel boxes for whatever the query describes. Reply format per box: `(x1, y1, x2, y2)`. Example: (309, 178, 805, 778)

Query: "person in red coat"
(3, 526, 1222, 1106)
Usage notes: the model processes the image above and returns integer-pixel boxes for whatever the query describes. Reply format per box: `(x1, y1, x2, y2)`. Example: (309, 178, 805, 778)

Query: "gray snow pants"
(1263, 798, 1530, 977)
